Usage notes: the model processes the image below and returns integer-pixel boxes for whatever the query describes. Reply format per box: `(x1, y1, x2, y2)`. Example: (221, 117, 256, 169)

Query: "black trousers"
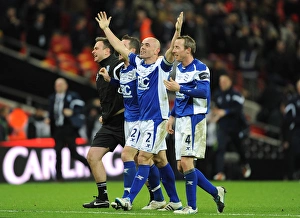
(215, 128, 248, 173)
(284, 129, 300, 180)
(53, 125, 89, 180)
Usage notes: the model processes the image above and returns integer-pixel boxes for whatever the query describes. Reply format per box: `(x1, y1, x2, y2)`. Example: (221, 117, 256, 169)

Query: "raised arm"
(95, 11, 130, 62)
(165, 12, 183, 63)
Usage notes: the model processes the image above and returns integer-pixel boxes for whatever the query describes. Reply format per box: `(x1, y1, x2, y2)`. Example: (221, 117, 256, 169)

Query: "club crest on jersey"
(120, 84, 133, 98)
(177, 73, 191, 82)
(138, 76, 150, 90)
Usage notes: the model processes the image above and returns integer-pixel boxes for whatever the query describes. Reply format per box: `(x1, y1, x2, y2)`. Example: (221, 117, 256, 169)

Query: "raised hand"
(176, 12, 184, 33)
(95, 11, 111, 30)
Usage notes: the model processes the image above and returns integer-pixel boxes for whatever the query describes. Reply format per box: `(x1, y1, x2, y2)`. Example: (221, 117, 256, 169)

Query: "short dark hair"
(95, 37, 115, 54)
(121, 34, 140, 54)
(177, 35, 196, 55)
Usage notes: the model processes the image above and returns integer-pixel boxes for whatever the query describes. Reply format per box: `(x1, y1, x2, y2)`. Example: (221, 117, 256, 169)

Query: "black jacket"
(213, 86, 248, 133)
(282, 94, 300, 141)
(96, 54, 124, 124)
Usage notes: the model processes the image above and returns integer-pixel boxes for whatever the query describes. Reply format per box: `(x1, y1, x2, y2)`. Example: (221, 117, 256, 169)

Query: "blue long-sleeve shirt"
(170, 59, 210, 118)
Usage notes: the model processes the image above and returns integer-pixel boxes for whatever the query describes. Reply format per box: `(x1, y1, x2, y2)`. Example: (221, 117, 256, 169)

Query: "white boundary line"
(0, 210, 299, 217)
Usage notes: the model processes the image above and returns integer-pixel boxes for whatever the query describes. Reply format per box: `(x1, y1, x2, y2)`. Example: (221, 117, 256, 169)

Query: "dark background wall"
(0, 51, 98, 106)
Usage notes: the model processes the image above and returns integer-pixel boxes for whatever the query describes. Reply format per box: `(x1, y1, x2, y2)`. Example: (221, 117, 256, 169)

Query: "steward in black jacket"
(213, 84, 248, 134)
(96, 53, 124, 124)
(282, 79, 300, 180)
(212, 74, 251, 181)
(83, 37, 125, 208)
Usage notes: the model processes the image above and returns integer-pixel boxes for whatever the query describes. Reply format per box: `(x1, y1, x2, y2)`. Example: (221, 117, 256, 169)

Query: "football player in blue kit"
(98, 34, 166, 209)
(163, 35, 226, 214)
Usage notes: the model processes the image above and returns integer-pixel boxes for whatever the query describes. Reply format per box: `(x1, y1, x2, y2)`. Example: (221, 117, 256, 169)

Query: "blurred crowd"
(1, 0, 300, 133)
(0, 97, 102, 144)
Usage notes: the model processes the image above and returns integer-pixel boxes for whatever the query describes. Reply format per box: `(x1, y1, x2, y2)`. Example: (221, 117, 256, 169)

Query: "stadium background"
(1, 0, 300, 184)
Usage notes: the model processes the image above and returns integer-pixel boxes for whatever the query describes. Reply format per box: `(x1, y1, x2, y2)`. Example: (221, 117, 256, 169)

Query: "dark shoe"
(213, 187, 226, 213)
(83, 196, 109, 208)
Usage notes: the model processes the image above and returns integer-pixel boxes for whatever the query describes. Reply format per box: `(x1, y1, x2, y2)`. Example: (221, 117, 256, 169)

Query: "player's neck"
(144, 55, 158, 65)
(181, 56, 194, 67)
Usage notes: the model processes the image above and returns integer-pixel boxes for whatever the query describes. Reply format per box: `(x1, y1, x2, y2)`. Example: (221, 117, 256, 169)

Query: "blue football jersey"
(128, 53, 172, 121)
(173, 59, 211, 117)
(119, 64, 139, 122)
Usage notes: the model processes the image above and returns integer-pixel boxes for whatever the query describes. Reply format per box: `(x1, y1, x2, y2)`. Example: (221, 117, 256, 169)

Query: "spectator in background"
(26, 104, 50, 139)
(132, 0, 157, 19)
(256, 80, 283, 128)
(26, 13, 51, 59)
(20, 0, 59, 37)
(212, 74, 251, 181)
(282, 79, 300, 180)
(194, 14, 210, 59)
(134, 6, 155, 41)
(1, 7, 24, 51)
(278, 83, 296, 140)
(6, 106, 29, 140)
(280, 19, 298, 54)
(36, 0, 60, 32)
(170, 0, 193, 19)
(236, 25, 264, 100)
(60, 0, 88, 17)
(0, 106, 13, 141)
(266, 40, 294, 87)
(294, 40, 300, 78)
(210, 58, 229, 94)
(20, 0, 39, 29)
(232, 0, 249, 26)
(151, 9, 175, 50)
(70, 16, 91, 55)
(181, 11, 196, 39)
(48, 77, 89, 181)
(108, 0, 129, 39)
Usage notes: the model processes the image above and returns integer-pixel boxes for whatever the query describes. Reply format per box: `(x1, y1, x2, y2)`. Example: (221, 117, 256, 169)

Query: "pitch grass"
(0, 180, 299, 218)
